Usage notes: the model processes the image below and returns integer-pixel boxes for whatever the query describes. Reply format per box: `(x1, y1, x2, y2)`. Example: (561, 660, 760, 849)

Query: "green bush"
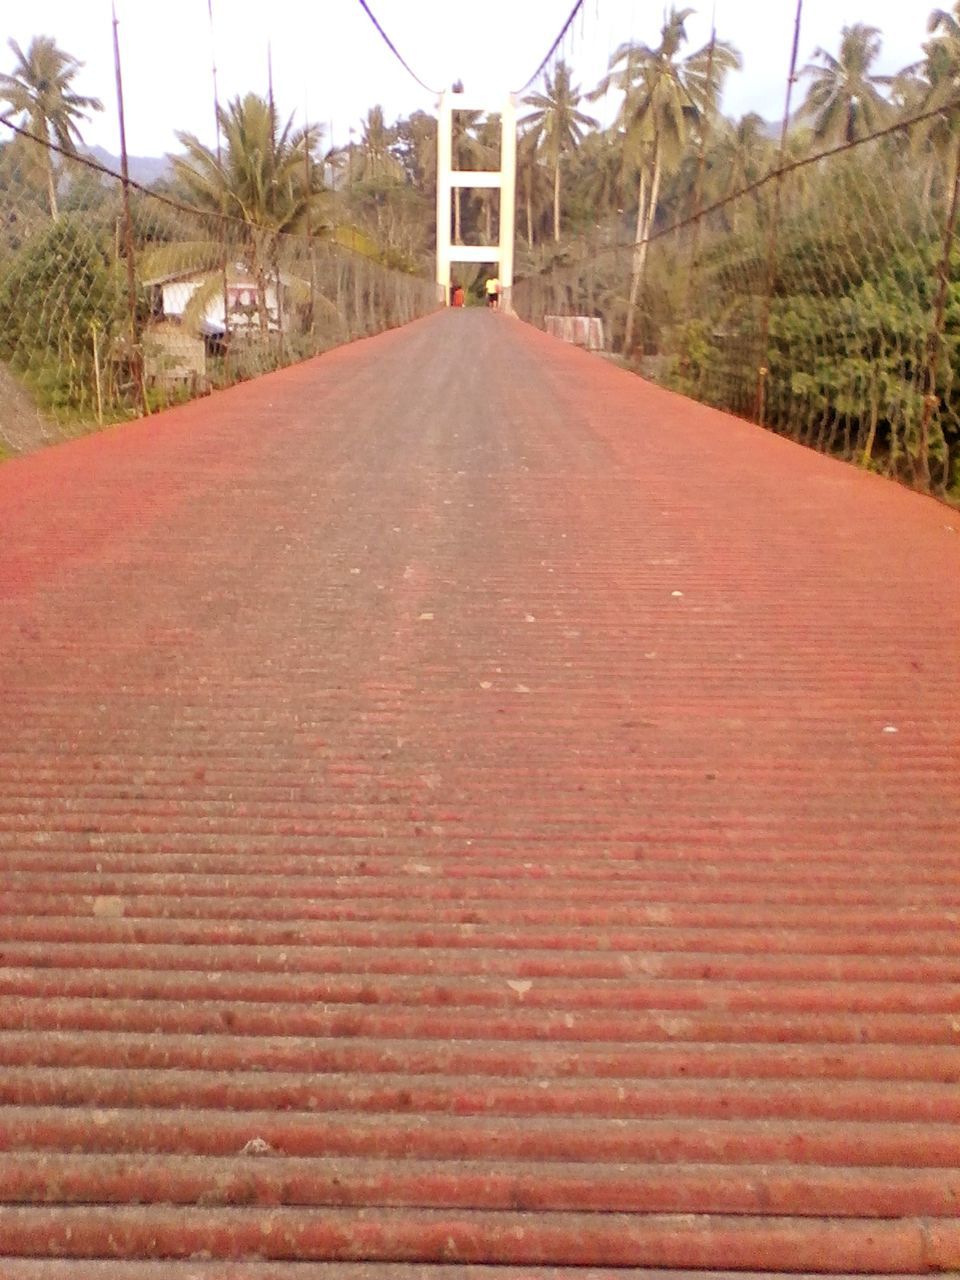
(0, 214, 124, 417)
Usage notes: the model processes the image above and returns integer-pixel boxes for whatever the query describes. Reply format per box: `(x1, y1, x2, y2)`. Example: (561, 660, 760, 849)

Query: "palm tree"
(900, 4, 960, 203)
(358, 105, 397, 181)
(523, 60, 598, 242)
(708, 112, 776, 229)
(168, 93, 324, 334)
(473, 116, 502, 245)
(928, 0, 960, 60)
(592, 8, 740, 351)
(174, 93, 322, 225)
(574, 126, 627, 232)
(392, 109, 437, 199)
(451, 108, 483, 244)
(799, 24, 892, 144)
(516, 121, 545, 246)
(0, 35, 102, 220)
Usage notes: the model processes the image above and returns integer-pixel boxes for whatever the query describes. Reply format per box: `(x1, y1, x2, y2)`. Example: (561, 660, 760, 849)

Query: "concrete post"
(499, 94, 517, 313)
(436, 92, 453, 303)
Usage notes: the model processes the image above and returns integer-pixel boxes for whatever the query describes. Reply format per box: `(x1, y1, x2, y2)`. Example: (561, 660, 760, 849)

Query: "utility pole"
(208, 0, 230, 353)
(267, 42, 283, 354)
(755, 0, 803, 425)
(304, 97, 316, 335)
(111, 0, 148, 417)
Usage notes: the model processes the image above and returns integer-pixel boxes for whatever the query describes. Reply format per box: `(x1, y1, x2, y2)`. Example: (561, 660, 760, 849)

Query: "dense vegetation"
(503, 5, 960, 496)
(0, 60, 435, 423)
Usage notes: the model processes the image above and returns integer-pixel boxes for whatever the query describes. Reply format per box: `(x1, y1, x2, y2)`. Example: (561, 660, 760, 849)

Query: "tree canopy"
(0, 35, 102, 218)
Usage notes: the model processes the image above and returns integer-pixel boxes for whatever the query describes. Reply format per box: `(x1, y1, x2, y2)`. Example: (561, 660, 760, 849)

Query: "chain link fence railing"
(513, 106, 960, 499)
(0, 127, 438, 448)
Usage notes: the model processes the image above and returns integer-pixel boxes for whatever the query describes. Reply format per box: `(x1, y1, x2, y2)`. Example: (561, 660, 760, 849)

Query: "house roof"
(143, 266, 309, 289)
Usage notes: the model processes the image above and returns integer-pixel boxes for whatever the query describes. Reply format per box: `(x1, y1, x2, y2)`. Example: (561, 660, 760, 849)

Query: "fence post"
(91, 322, 104, 425)
(304, 124, 317, 343)
(918, 120, 960, 491)
(586, 229, 596, 321)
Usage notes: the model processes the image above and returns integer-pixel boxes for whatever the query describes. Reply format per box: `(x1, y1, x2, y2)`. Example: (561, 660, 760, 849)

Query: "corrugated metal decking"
(1, 310, 959, 1275)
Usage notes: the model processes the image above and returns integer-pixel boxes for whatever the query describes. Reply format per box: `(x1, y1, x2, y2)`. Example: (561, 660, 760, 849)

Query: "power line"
(353, 0, 443, 96)
(520, 95, 960, 276)
(512, 0, 586, 96)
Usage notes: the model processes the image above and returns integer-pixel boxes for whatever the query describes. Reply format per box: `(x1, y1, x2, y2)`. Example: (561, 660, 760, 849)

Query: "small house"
(144, 266, 301, 343)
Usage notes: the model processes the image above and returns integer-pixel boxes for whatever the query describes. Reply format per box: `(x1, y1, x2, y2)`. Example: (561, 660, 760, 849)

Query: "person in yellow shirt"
(485, 276, 500, 309)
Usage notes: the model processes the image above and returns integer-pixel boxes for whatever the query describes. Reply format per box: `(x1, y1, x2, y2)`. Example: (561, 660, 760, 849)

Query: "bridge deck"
(1, 309, 959, 1276)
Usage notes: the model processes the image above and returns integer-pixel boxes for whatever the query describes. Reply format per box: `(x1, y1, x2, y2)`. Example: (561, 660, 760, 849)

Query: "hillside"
(0, 364, 60, 457)
(83, 145, 171, 187)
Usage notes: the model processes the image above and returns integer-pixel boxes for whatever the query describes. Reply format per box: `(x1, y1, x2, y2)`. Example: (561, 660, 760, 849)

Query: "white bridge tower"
(436, 91, 517, 312)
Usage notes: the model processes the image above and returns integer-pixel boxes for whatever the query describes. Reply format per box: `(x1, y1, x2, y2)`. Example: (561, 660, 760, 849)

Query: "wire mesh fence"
(0, 128, 438, 445)
(513, 106, 960, 498)
(5, 88, 960, 499)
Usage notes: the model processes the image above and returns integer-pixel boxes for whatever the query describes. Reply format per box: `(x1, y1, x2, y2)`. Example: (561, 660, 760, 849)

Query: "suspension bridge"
(2, 2, 960, 1276)
(2, 303, 960, 1276)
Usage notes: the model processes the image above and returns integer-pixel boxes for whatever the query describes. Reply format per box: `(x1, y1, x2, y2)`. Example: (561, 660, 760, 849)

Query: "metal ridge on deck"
(1, 310, 959, 1275)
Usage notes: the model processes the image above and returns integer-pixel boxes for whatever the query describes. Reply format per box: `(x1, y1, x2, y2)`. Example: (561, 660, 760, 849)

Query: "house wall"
(144, 322, 206, 386)
(161, 279, 280, 332)
(161, 281, 201, 320)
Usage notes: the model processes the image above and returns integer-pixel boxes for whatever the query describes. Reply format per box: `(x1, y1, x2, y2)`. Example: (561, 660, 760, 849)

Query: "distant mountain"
(83, 145, 172, 188)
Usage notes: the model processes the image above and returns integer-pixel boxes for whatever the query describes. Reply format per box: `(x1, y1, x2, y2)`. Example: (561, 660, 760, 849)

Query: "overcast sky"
(2, 0, 930, 158)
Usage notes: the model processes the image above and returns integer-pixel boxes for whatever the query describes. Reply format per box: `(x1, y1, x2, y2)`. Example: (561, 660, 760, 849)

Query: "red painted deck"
(1, 309, 959, 1276)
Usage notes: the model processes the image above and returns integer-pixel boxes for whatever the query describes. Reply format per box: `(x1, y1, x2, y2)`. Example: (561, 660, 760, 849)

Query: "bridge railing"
(0, 131, 438, 439)
(513, 105, 960, 498)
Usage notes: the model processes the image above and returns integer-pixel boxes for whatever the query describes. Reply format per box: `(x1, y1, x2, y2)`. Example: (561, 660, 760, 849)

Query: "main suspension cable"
(511, 0, 586, 96)
(353, 0, 444, 96)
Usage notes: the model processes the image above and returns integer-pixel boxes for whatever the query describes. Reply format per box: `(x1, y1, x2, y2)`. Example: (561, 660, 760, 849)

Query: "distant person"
(451, 283, 464, 308)
(485, 276, 500, 309)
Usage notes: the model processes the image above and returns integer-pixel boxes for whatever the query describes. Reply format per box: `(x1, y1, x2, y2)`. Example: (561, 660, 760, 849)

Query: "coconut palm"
(717, 113, 773, 193)
(523, 60, 598, 242)
(473, 116, 502, 245)
(392, 109, 437, 197)
(0, 35, 102, 219)
(799, 24, 893, 144)
(592, 8, 740, 351)
(358, 105, 399, 181)
(516, 121, 547, 246)
(451, 108, 483, 244)
(165, 93, 324, 334)
(924, 7, 960, 122)
(173, 93, 322, 228)
(899, 4, 960, 202)
(574, 126, 627, 231)
(928, 0, 960, 59)
(707, 112, 776, 229)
